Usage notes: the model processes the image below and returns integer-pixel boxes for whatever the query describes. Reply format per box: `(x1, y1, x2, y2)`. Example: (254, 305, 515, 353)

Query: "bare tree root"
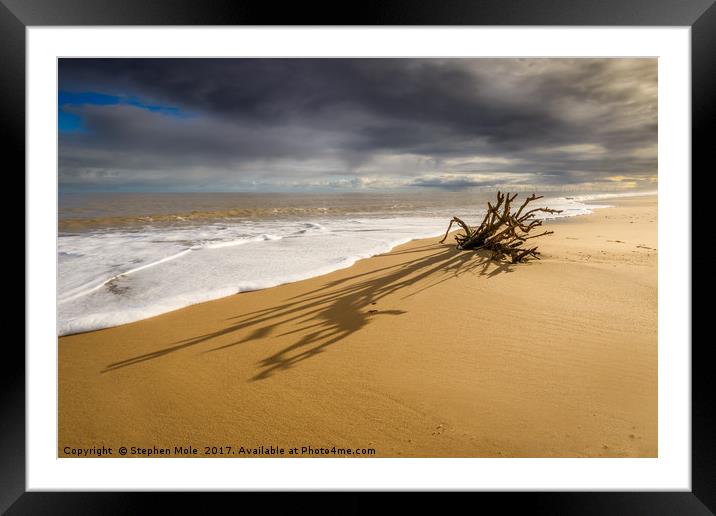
(439, 191, 563, 263)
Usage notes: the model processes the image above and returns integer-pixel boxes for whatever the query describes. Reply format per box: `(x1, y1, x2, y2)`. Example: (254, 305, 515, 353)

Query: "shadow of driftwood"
(102, 243, 516, 378)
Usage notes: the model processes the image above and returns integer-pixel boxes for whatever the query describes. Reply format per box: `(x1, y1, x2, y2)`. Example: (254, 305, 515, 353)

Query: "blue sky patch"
(58, 90, 189, 133)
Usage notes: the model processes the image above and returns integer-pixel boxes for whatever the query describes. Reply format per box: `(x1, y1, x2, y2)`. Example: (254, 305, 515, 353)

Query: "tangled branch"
(439, 191, 562, 263)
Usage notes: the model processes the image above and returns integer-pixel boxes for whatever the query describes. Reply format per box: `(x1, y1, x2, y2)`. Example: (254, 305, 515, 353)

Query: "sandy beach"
(58, 195, 657, 458)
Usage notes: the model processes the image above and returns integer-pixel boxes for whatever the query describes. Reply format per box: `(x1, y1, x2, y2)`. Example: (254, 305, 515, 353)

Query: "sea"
(57, 189, 656, 336)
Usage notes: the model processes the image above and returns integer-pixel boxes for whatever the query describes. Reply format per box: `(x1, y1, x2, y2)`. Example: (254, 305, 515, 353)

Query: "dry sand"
(59, 195, 657, 457)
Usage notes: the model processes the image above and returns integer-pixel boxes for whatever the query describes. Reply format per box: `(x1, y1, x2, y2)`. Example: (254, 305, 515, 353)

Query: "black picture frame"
(6, 0, 711, 513)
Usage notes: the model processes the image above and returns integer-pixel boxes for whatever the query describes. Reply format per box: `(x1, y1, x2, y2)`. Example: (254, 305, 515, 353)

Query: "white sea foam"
(57, 193, 649, 335)
(569, 189, 658, 202)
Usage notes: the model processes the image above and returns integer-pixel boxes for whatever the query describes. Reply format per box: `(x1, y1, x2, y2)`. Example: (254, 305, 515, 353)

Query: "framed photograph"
(7, 0, 711, 512)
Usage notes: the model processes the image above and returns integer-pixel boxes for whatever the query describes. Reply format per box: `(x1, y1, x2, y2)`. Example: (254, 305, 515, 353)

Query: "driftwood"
(440, 191, 562, 263)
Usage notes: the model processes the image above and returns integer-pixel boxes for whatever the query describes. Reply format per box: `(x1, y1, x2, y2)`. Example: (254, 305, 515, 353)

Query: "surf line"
(58, 247, 197, 305)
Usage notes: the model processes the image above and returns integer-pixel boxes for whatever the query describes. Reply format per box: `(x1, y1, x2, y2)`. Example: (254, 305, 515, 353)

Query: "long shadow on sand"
(102, 243, 516, 379)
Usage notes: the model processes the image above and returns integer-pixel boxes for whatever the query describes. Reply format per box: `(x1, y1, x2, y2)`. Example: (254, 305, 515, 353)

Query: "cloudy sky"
(58, 58, 657, 192)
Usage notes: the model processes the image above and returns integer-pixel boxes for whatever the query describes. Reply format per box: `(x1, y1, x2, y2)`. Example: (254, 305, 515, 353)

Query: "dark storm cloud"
(58, 58, 657, 191)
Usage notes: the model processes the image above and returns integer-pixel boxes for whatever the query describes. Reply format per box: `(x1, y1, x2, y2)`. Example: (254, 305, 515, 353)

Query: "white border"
(27, 27, 690, 491)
